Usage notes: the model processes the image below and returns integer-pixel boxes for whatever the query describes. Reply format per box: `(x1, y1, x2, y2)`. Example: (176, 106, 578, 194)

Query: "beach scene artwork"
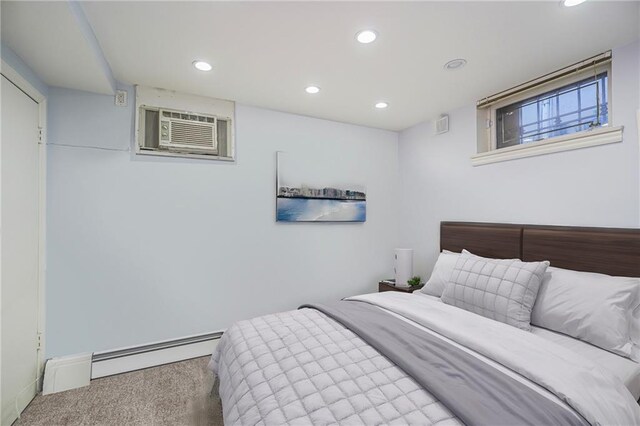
(276, 152, 366, 222)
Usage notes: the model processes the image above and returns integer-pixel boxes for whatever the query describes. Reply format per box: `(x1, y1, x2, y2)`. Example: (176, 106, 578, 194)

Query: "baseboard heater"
(91, 331, 223, 379)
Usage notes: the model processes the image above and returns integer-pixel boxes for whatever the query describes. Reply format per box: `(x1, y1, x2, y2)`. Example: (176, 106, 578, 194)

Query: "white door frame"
(1, 60, 48, 387)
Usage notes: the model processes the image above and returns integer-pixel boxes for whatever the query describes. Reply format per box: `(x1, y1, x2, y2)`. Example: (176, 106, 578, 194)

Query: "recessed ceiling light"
(563, 0, 586, 6)
(375, 102, 388, 109)
(356, 30, 377, 44)
(444, 58, 467, 71)
(193, 61, 212, 71)
(305, 86, 320, 94)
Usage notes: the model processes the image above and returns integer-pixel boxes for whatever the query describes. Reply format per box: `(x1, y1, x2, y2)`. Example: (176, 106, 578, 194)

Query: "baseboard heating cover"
(91, 331, 223, 379)
(43, 353, 92, 395)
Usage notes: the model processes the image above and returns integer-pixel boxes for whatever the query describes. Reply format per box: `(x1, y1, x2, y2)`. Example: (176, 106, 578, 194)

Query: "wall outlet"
(115, 90, 128, 107)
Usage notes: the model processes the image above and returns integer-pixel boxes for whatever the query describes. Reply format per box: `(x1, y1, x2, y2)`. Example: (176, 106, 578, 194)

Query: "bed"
(209, 222, 640, 425)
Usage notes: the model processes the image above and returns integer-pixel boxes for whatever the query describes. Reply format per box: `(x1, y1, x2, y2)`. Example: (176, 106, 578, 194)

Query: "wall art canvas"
(276, 152, 366, 222)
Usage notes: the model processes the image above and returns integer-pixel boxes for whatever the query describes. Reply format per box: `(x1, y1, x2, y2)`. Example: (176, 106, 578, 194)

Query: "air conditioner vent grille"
(162, 110, 215, 123)
(170, 122, 216, 149)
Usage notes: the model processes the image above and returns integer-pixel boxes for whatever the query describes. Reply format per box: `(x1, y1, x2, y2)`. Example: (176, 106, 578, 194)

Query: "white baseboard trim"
(91, 331, 223, 379)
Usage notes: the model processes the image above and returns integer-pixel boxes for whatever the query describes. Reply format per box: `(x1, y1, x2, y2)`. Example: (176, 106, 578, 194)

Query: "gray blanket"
(301, 300, 588, 426)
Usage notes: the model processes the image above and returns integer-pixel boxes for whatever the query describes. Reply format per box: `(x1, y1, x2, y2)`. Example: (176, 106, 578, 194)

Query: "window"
(495, 73, 608, 149)
(473, 51, 623, 166)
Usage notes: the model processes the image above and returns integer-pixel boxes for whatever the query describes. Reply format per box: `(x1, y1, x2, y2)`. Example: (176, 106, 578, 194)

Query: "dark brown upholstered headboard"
(440, 221, 640, 277)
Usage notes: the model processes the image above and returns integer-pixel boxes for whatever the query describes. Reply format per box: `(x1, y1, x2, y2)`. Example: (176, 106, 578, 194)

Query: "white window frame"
(473, 57, 623, 166)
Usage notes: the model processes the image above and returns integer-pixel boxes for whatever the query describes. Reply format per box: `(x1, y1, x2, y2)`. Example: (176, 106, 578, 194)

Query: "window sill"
(471, 126, 623, 167)
(136, 148, 235, 162)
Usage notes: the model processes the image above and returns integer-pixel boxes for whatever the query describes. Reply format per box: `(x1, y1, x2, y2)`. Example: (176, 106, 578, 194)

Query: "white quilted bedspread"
(209, 308, 462, 425)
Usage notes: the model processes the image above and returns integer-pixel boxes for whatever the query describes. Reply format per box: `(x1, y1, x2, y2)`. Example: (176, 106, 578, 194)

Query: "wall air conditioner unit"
(135, 86, 235, 161)
(158, 109, 218, 154)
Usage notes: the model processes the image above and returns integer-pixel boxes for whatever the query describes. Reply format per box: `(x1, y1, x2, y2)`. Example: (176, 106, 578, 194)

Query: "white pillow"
(632, 308, 640, 343)
(421, 250, 459, 297)
(531, 267, 640, 361)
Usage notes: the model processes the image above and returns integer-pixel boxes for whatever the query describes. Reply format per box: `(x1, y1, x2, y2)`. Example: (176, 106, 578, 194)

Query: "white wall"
(40, 39, 640, 358)
(398, 41, 640, 279)
(46, 90, 399, 357)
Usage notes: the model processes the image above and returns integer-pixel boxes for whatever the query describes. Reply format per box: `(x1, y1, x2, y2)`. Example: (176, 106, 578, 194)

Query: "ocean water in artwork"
(277, 198, 366, 222)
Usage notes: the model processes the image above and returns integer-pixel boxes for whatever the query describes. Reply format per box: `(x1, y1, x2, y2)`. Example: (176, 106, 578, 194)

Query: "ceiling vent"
(435, 114, 449, 135)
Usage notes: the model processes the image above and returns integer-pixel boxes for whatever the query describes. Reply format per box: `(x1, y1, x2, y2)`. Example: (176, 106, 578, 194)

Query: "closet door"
(1, 74, 41, 426)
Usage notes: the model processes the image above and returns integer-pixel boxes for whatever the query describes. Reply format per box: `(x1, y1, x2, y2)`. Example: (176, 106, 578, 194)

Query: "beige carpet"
(15, 356, 223, 426)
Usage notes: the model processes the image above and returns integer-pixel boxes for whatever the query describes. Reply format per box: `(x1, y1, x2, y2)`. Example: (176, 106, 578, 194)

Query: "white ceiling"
(1, 1, 114, 94)
(2, 1, 639, 131)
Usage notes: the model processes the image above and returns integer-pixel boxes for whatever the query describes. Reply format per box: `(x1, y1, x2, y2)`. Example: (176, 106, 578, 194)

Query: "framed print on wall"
(276, 151, 366, 222)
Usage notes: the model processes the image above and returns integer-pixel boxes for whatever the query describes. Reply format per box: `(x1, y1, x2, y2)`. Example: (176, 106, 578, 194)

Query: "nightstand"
(378, 281, 424, 293)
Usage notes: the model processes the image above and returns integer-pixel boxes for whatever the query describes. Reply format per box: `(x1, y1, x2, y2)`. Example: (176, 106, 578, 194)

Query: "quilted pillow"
(441, 251, 549, 330)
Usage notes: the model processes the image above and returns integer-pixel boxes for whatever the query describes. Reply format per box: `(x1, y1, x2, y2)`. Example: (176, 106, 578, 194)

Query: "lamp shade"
(394, 248, 413, 287)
